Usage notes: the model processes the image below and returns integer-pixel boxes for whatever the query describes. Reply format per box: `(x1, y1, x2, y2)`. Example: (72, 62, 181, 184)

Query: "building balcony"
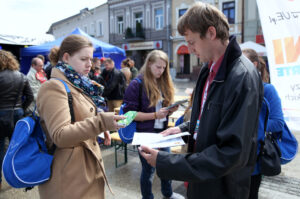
(124, 27, 145, 42)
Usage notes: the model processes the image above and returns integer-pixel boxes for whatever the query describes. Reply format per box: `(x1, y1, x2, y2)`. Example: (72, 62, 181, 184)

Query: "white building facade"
(47, 4, 109, 43)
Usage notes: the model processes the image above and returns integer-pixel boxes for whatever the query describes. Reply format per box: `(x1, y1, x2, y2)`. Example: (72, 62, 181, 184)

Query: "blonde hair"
(140, 50, 174, 107)
(0, 50, 20, 71)
(49, 35, 93, 66)
(177, 2, 229, 43)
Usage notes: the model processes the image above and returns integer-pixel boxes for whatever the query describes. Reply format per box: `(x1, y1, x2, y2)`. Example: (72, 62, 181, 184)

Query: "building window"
(84, 25, 88, 33)
(179, 8, 187, 18)
(155, 8, 163, 30)
(134, 12, 143, 28)
(117, 16, 124, 34)
(223, 1, 235, 24)
(90, 23, 95, 36)
(98, 21, 103, 36)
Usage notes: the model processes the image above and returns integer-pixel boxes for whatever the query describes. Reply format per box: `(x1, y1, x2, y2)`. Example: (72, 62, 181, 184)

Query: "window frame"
(178, 8, 187, 18)
(154, 7, 164, 30)
(83, 25, 88, 33)
(222, 1, 235, 24)
(134, 12, 143, 29)
(90, 22, 96, 36)
(98, 21, 103, 36)
(117, 15, 124, 34)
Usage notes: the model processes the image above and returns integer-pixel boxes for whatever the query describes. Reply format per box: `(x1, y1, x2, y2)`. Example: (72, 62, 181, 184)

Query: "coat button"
(90, 107, 93, 112)
(93, 141, 96, 146)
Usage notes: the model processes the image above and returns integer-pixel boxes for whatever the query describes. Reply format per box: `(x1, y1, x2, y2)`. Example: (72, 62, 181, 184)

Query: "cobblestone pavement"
(259, 131, 300, 199)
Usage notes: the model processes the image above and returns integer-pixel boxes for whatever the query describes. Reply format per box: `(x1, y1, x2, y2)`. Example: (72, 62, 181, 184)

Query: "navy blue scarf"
(56, 62, 105, 108)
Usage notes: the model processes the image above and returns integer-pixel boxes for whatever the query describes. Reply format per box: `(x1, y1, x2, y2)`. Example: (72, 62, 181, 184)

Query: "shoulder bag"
(259, 100, 281, 176)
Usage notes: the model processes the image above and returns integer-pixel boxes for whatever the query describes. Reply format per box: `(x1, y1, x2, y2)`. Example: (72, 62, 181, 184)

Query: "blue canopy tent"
(20, 28, 126, 74)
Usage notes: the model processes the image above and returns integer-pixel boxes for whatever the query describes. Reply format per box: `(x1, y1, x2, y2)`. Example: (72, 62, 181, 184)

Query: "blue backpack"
(118, 78, 142, 143)
(277, 122, 298, 164)
(2, 78, 74, 189)
(263, 98, 298, 165)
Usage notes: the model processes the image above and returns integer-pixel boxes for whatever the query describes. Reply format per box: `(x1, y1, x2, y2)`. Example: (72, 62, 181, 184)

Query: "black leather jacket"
(0, 69, 34, 110)
(156, 36, 264, 199)
(101, 68, 126, 100)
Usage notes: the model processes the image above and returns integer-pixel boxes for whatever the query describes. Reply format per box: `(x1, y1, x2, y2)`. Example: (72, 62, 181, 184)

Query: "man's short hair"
(104, 58, 114, 65)
(177, 2, 229, 42)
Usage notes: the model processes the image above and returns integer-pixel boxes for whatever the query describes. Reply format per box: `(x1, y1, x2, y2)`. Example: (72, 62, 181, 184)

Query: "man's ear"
(62, 52, 69, 63)
(207, 26, 216, 40)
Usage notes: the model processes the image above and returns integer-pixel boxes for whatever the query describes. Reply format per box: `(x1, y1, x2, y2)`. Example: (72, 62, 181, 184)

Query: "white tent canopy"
(0, 34, 54, 45)
(239, 41, 267, 56)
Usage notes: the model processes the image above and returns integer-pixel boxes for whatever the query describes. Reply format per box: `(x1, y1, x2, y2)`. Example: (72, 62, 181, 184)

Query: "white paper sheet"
(98, 132, 105, 139)
(132, 132, 189, 148)
(143, 137, 185, 149)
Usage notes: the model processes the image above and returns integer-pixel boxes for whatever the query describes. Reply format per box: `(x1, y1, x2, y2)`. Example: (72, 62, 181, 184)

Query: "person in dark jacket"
(101, 58, 126, 112)
(89, 57, 106, 87)
(139, 2, 263, 199)
(0, 50, 34, 189)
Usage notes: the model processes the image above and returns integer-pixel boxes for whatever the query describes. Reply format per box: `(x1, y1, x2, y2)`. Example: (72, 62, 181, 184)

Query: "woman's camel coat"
(37, 68, 116, 199)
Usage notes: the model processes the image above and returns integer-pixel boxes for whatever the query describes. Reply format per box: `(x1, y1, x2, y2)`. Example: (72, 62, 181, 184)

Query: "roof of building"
(47, 3, 107, 34)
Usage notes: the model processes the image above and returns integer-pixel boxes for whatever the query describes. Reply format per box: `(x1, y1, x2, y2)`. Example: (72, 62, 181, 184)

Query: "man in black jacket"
(139, 2, 263, 199)
(101, 58, 126, 112)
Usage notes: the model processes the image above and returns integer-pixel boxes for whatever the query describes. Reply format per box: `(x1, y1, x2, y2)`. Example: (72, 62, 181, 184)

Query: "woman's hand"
(113, 115, 126, 130)
(103, 131, 111, 146)
(156, 108, 169, 119)
(167, 105, 179, 115)
(160, 127, 181, 136)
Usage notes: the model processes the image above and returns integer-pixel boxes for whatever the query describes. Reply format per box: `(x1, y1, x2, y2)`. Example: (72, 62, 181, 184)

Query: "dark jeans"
(0, 108, 24, 183)
(138, 147, 173, 199)
(248, 174, 262, 199)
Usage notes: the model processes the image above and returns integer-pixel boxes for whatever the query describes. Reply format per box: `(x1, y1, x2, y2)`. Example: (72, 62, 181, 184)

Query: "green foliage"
(125, 27, 134, 38)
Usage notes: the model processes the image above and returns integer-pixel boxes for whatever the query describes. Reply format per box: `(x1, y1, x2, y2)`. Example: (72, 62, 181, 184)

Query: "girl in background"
(123, 50, 184, 199)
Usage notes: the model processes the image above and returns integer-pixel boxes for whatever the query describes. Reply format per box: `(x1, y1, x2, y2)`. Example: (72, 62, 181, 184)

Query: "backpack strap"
(263, 98, 269, 133)
(134, 77, 143, 111)
(53, 78, 75, 123)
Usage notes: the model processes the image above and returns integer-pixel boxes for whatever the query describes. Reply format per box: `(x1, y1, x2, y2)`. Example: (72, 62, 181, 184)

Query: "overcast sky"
(0, 0, 107, 37)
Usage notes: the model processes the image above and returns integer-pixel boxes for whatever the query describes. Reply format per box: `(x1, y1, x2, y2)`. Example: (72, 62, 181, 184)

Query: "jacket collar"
(29, 66, 37, 73)
(213, 35, 242, 81)
(51, 68, 96, 108)
(51, 68, 70, 82)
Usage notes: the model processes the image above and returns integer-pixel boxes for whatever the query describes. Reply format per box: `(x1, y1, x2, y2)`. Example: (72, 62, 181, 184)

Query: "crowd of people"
(0, 2, 288, 199)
